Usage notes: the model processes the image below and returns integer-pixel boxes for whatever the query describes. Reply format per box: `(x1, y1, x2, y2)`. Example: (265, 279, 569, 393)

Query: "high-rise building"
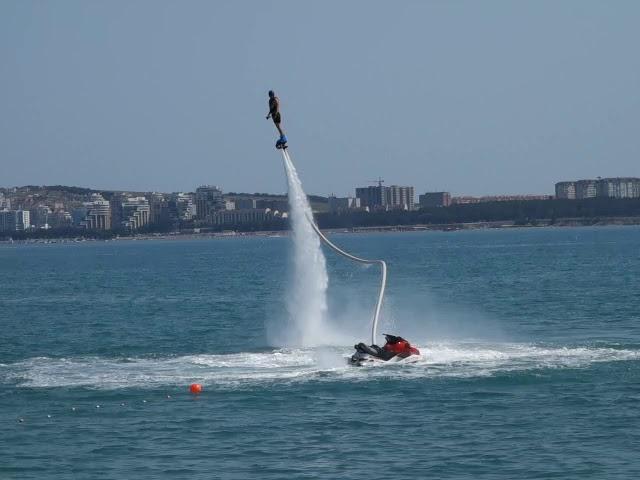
(30, 205, 51, 229)
(81, 195, 111, 230)
(122, 197, 150, 230)
(0, 210, 30, 232)
(356, 185, 386, 210)
(195, 185, 224, 220)
(419, 192, 451, 208)
(575, 180, 597, 199)
(50, 210, 73, 228)
(556, 177, 640, 200)
(233, 198, 257, 210)
(169, 193, 195, 221)
(109, 193, 126, 228)
(356, 184, 414, 210)
(596, 177, 640, 198)
(149, 193, 170, 225)
(555, 181, 576, 199)
(386, 185, 415, 210)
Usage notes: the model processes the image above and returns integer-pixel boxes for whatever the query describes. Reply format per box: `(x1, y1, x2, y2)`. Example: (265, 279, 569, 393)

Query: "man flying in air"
(266, 90, 287, 148)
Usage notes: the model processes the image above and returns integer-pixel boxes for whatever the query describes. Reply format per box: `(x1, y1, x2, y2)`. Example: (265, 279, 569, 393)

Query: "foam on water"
(3, 342, 639, 389)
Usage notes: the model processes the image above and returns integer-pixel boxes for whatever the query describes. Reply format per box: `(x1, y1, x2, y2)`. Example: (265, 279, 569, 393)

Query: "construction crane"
(368, 177, 385, 187)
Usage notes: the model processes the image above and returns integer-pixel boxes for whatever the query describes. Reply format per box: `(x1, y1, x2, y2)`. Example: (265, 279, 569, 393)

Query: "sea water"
(1, 227, 640, 479)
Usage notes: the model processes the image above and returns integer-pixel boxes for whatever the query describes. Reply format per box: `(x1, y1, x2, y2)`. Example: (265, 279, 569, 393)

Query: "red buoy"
(189, 383, 203, 394)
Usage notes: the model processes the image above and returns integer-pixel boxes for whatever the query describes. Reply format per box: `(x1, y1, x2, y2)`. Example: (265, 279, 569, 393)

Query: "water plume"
(280, 151, 329, 346)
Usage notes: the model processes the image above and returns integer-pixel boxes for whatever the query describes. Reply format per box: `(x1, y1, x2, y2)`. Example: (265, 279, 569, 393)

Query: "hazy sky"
(1, 1, 639, 196)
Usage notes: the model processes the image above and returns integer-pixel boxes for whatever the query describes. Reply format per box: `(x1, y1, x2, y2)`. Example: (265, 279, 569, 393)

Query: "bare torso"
(269, 97, 279, 115)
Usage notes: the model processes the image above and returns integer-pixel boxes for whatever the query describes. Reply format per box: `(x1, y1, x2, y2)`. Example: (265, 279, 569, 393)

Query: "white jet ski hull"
(349, 351, 422, 367)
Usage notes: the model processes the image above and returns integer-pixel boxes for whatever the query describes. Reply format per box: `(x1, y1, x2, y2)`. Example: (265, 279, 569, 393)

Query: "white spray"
(281, 150, 329, 346)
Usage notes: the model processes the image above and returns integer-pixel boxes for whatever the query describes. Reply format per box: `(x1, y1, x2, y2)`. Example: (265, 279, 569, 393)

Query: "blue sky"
(1, 0, 639, 196)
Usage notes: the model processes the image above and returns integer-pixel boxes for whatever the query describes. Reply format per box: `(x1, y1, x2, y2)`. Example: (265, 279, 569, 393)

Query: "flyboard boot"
(275, 135, 288, 149)
(349, 334, 421, 366)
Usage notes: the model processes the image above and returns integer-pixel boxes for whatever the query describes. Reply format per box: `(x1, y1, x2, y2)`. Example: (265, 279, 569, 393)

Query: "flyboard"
(279, 146, 421, 366)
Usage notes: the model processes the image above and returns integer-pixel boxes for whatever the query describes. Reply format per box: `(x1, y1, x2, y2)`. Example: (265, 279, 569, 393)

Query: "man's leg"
(275, 123, 284, 137)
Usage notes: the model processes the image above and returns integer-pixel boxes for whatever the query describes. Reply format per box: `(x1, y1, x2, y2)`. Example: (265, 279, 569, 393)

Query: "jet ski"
(349, 334, 421, 366)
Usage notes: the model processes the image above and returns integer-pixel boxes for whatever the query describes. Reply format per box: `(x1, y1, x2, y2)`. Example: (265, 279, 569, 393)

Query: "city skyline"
(3, 174, 640, 234)
(1, 1, 639, 196)
(0, 175, 634, 200)
(3, 173, 639, 200)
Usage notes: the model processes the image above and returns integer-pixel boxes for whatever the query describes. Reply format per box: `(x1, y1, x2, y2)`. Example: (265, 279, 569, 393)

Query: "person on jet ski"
(354, 334, 419, 360)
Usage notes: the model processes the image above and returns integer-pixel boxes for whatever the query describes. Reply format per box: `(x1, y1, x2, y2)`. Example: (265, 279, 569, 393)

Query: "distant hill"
(226, 192, 328, 203)
(315, 197, 640, 229)
(15, 185, 97, 195)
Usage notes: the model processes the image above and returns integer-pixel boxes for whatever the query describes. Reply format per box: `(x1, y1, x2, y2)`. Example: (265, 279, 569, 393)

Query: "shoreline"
(2, 216, 640, 245)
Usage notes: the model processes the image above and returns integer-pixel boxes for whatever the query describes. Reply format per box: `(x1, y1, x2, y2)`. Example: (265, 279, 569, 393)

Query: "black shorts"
(272, 112, 281, 125)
